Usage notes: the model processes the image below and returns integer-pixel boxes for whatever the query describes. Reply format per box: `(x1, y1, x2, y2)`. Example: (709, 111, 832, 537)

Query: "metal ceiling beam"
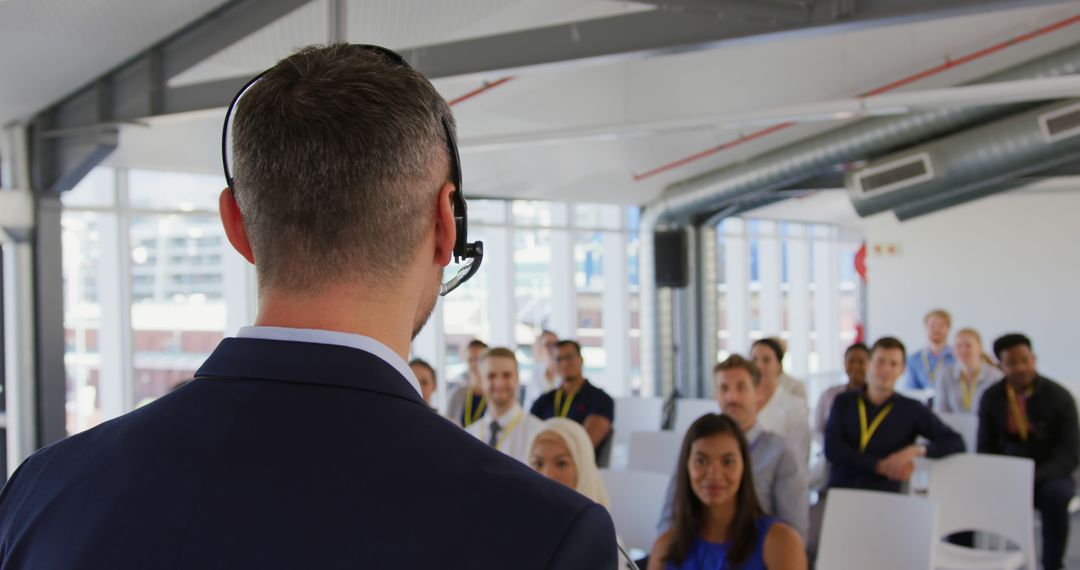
(29, 0, 314, 193)
(146, 0, 1071, 119)
(392, 0, 1068, 79)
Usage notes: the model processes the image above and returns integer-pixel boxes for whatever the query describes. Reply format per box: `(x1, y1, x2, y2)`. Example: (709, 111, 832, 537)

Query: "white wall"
(865, 186, 1080, 397)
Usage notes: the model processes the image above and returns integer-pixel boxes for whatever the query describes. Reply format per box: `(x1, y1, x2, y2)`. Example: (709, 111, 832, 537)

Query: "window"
(62, 167, 241, 434)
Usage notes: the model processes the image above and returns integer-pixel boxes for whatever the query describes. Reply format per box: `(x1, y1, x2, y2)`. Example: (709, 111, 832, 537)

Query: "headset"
(220, 44, 483, 296)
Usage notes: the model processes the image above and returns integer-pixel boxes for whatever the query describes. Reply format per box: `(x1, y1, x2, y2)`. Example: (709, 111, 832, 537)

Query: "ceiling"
(5, 0, 1080, 213)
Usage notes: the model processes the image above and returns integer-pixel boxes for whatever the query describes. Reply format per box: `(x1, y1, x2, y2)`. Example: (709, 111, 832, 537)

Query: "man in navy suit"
(0, 43, 617, 569)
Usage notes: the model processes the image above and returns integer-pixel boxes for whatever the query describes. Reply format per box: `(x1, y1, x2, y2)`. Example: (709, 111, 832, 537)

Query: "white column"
(96, 211, 132, 420)
(758, 221, 783, 339)
(813, 225, 840, 373)
(223, 250, 256, 336)
(723, 219, 750, 356)
(412, 297, 447, 412)
(485, 225, 515, 347)
(3, 240, 37, 473)
(602, 231, 629, 397)
(787, 224, 811, 377)
(549, 229, 576, 338)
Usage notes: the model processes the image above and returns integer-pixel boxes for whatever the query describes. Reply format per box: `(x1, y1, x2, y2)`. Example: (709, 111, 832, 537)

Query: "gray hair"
(231, 43, 453, 292)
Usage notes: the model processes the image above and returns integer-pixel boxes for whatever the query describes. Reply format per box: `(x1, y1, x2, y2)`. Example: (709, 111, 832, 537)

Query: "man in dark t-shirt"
(978, 333, 1078, 570)
(531, 340, 614, 457)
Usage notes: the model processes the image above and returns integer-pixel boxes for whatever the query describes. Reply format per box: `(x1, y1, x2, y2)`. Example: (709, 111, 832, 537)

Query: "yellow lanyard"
(491, 410, 525, 450)
(554, 388, 577, 418)
(1005, 384, 1031, 442)
(858, 398, 893, 452)
(959, 369, 978, 412)
(922, 352, 945, 387)
(464, 388, 487, 428)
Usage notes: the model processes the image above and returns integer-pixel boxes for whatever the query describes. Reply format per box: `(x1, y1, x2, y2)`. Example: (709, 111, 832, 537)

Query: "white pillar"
(758, 221, 783, 339)
(723, 219, 750, 356)
(787, 224, 811, 378)
(96, 211, 133, 420)
(549, 229, 576, 338)
(602, 231, 629, 397)
(485, 226, 515, 347)
(3, 240, 36, 474)
(411, 298, 447, 411)
(813, 225, 840, 373)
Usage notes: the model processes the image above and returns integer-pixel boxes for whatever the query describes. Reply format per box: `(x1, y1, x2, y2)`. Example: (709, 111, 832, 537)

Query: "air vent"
(1040, 102, 1080, 144)
(852, 152, 935, 197)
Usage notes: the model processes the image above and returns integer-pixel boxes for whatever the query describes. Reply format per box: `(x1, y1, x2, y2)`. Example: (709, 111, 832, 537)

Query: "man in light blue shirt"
(658, 354, 809, 539)
(907, 308, 956, 390)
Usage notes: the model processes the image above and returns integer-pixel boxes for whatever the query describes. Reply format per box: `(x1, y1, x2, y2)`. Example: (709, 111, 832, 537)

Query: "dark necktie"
(488, 421, 502, 447)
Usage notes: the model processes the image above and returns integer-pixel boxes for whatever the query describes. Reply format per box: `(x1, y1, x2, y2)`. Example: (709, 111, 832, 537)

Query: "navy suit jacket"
(0, 338, 617, 569)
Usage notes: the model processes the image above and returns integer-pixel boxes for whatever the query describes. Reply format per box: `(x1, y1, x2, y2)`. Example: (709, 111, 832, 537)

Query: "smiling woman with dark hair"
(648, 414, 806, 570)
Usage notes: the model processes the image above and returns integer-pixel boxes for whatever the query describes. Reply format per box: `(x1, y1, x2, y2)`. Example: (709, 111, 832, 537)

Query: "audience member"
(815, 343, 870, 443)
(751, 338, 811, 464)
(648, 414, 806, 570)
(531, 340, 615, 455)
(659, 355, 809, 540)
(934, 328, 1002, 415)
(978, 333, 1078, 570)
(825, 337, 964, 493)
(466, 348, 544, 464)
(528, 418, 629, 568)
(409, 358, 438, 408)
(446, 339, 489, 427)
(907, 309, 955, 390)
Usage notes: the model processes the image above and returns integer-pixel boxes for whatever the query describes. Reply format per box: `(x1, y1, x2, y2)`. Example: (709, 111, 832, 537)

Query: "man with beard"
(0, 44, 615, 570)
(978, 334, 1078, 570)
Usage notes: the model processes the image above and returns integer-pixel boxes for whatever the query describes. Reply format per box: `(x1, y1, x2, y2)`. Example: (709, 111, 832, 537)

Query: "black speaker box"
(654, 229, 688, 288)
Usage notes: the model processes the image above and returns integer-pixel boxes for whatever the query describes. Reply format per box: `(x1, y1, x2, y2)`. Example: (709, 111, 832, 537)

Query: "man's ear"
(434, 181, 457, 266)
(219, 188, 255, 264)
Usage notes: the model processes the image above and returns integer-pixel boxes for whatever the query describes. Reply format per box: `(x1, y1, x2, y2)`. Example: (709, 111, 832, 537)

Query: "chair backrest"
(672, 398, 718, 439)
(600, 469, 671, 552)
(927, 454, 1037, 570)
(627, 431, 682, 476)
(817, 489, 938, 570)
(936, 412, 978, 453)
(613, 397, 664, 448)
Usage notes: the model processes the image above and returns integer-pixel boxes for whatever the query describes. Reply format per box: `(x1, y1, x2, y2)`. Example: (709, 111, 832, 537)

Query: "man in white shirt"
(467, 348, 545, 464)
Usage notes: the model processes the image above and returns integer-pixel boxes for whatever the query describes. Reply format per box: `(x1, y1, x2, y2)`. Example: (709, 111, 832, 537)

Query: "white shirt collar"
(484, 402, 523, 427)
(235, 325, 421, 397)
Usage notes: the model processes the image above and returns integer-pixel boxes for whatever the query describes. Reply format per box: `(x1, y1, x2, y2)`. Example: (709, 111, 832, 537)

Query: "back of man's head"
(231, 43, 452, 292)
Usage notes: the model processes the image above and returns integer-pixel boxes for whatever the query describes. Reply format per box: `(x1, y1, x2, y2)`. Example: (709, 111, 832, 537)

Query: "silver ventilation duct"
(847, 100, 1080, 216)
(639, 42, 1080, 393)
(893, 149, 1080, 221)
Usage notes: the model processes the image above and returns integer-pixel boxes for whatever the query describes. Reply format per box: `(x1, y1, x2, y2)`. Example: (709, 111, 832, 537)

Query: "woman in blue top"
(648, 414, 806, 570)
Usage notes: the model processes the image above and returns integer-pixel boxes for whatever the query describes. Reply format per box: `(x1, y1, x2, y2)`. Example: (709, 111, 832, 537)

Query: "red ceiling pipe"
(448, 76, 515, 106)
(633, 12, 1080, 182)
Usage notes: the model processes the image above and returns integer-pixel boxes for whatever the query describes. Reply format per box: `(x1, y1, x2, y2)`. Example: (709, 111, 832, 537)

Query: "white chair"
(627, 431, 682, 476)
(817, 489, 938, 570)
(613, 397, 664, 448)
(671, 398, 718, 438)
(937, 412, 979, 453)
(600, 469, 670, 552)
(927, 454, 1036, 570)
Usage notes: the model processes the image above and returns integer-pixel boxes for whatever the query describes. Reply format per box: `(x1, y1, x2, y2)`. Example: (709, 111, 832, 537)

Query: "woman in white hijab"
(529, 418, 631, 569)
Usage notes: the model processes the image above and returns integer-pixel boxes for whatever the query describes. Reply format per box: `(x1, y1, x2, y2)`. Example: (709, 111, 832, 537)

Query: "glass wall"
(61, 167, 241, 434)
(60, 166, 862, 434)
